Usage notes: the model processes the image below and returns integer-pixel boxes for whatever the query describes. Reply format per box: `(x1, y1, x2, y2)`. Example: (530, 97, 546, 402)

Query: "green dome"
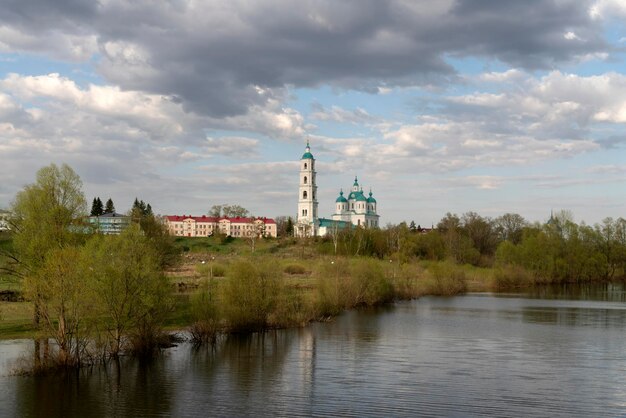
(355, 191, 367, 202)
(367, 191, 377, 203)
(301, 140, 314, 159)
(336, 190, 348, 203)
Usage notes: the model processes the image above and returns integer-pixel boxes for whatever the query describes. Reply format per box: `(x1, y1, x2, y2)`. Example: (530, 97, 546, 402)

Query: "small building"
(0, 210, 10, 231)
(88, 212, 131, 235)
(165, 215, 277, 238)
(317, 218, 353, 236)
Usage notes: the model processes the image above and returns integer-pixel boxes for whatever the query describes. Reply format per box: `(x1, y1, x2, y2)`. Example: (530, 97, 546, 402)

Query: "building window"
(304, 163, 307, 169)
(304, 176, 307, 184)
(303, 191, 307, 199)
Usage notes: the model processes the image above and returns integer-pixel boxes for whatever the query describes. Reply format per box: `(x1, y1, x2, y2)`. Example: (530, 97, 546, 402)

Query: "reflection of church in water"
(295, 142, 380, 237)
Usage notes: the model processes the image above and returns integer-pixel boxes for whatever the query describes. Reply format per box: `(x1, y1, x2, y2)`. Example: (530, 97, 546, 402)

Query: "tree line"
(314, 210, 626, 282)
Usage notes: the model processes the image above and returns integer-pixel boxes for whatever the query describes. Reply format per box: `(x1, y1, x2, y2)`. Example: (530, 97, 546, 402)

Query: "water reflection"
(2, 287, 626, 417)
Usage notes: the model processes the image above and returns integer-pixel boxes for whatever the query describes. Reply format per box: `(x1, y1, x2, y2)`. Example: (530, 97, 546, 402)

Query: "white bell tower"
(296, 141, 318, 237)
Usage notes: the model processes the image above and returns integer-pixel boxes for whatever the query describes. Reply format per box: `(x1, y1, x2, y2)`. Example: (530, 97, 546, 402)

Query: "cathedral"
(295, 142, 379, 237)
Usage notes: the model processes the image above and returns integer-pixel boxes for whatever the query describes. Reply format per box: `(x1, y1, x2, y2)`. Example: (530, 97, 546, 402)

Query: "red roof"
(166, 215, 275, 224)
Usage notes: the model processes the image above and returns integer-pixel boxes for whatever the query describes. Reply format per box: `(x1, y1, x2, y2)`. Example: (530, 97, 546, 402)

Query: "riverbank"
(2, 235, 620, 342)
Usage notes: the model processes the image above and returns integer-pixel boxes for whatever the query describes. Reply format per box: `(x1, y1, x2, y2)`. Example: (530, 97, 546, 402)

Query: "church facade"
(295, 142, 379, 237)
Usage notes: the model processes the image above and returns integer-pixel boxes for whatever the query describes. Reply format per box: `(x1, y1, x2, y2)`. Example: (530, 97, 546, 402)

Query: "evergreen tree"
(409, 221, 417, 232)
(90, 197, 104, 216)
(104, 198, 115, 214)
(286, 217, 294, 236)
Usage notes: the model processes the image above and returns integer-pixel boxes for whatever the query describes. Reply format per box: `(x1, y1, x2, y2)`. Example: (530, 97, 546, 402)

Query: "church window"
(304, 176, 307, 184)
(304, 163, 307, 169)
(358, 219, 361, 226)
(351, 203, 354, 210)
(303, 191, 307, 199)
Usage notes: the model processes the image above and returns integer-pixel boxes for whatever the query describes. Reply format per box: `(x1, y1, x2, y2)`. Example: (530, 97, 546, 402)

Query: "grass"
(0, 237, 528, 341)
(0, 301, 36, 339)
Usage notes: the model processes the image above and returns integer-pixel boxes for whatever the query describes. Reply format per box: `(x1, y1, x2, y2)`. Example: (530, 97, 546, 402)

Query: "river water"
(2, 284, 626, 417)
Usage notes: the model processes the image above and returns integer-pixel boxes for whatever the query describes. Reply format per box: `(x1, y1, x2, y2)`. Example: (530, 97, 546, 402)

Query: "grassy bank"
(1, 234, 617, 341)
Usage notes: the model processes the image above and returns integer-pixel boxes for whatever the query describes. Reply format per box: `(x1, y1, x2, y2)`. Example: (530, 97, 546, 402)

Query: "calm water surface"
(2, 284, 626, 417)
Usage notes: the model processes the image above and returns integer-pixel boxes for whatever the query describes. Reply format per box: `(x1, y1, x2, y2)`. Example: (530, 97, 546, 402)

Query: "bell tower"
(296, 141, 318, 236)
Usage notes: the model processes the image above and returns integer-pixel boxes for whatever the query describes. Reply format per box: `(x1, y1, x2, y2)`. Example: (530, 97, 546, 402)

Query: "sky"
(1, 0, 626, 226)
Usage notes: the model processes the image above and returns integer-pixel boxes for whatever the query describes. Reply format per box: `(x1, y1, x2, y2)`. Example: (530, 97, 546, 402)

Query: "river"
(2, 284, 626, 417)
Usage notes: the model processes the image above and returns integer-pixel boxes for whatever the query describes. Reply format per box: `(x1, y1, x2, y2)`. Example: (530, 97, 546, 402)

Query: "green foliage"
(23, 247, 94, 367)
(196, 262, 226, 278)
(494, 217, 626, 283)
(421, 262, 468, 296)
(11, 163, 87, 272)
(209, 204, 249, 218)
(85, 225, 173, 356)
(315, 259, 394, 316)
(189, 279, 220, 344)
(104, 198, 115, 214)
(491, 265, 535, 290)
(90, 197, 104, 216)
(221, 261, 281, 331)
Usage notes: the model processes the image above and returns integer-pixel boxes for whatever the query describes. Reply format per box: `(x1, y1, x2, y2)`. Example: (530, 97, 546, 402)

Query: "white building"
(0, 210, 10, 231)
(295, 142, 380, 237)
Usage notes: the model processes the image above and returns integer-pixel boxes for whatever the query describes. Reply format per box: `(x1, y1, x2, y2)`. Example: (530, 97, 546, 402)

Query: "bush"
(391, 264, 423, 299)
(189, 279, 220, 344)
(315, 258, 395, 316)
(421, 262, 468, 296)
(491, 265, 535, 290)
(221, 261, 281, 331)
(284, 263, 307, 275)
(349, 259, 394, 306)
(269, 287, 315, 328)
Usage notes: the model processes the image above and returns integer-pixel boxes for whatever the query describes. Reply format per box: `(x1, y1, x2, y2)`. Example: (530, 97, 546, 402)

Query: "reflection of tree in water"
(15, 355, 175, 418)
(220, 330, 295, 392)
(527, 282, 626, 302)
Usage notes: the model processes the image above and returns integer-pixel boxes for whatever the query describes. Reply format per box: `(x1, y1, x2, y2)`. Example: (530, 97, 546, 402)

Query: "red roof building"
(164, 215, 277, 238)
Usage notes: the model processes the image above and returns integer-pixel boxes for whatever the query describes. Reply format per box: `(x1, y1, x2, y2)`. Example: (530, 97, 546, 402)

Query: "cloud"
(589, 0, 626, 19)
(309, 104, 377, 124)
(0, 0, 611, 118)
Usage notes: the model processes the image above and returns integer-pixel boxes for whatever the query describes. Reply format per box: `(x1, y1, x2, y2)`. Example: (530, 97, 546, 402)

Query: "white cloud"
(589, 0, 626, 19)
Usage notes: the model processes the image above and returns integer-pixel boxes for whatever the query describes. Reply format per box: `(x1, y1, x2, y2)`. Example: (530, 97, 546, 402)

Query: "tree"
(494, 213, 527, 244)
(461, 211, 497, 256)
(208, 204, 222, 217)
(85, 225, 172, 356)
(24, 247, 93, 366)
(409, 221, 417, 232)
(10, 164, 87, 320)
(209, 203, 249, 218)
(9, 163, 87, 366)
(222, 204, 249, 218)
(104, 198, 115, 214)
(90, 197, 104, 216)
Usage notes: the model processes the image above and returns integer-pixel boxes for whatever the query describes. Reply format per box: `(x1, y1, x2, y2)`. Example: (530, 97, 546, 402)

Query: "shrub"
(221, 261, 281, 331)
(189, 279, 220, 344)
(421, 262, 468, 296)
(491, 265, 534, 290)
(391, 264, 423, 299)
(284, 263, 307, 275)
(349, 259, 394, 306)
